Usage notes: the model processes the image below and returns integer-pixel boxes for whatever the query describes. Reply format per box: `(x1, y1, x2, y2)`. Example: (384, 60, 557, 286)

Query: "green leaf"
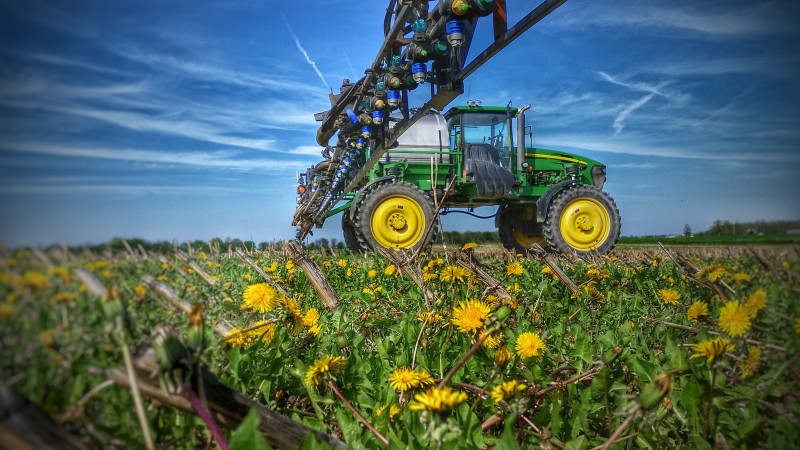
(680, 380, 702, 433)
(570, 330, 592, 365)
(689, 433, 713, 450)
(563, 435, 589, 450)
(229, 408, 272, 450)
(494, 414, 520, 450)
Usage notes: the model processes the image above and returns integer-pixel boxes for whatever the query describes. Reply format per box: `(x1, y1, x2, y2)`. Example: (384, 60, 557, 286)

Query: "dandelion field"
(1, 243, 799, 449)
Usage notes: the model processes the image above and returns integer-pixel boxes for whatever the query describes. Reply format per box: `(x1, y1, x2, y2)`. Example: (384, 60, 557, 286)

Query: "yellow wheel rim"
(559, 197, 611, 250)
(371, 195, 426, 249)
(512, 229, 545, 249)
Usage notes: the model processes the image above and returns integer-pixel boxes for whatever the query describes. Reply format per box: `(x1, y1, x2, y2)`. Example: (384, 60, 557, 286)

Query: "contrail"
(281, 14, 330, 91)
(613, 93, 654, 135)
(343, 51, 358, 80)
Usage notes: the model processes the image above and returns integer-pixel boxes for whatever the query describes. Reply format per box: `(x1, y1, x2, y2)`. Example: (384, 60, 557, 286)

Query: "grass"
(1, 243, 798, 449)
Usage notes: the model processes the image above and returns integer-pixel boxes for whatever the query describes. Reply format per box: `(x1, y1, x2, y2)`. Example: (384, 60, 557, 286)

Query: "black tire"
(356, 181, 436, 252)
(497, 205, 547, 254)
(543, 185, 620, 255)
(341, 212, 365, 253)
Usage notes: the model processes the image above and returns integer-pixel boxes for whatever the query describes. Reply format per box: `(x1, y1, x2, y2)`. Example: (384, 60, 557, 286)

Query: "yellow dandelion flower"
(658, 288, 681, 306)
(281, 297, 305, 334)
(730, 272, 750, 283)
(586, 268, 609, 279)
(690, 337, 734, 363)
(409, 386, 467, 413)
(197, 251, 207, 260)
(426, 258, 444, 270)
(422, 272, 437, 282)
(242, 273, 251, 281)
(49, 266, 72, 284)
(697, 265, 726, 282)
(265, 261, 278, 272)
(0, 303, 12, 320)
(38, 328, 56, 348)
(687, 301, 709, 322)
(451, 299, 491, 334)
(225, 326, 256, 347)
(515, 331, 546, 358)
(385, 264, 397, 276)
(22, 271, 48, 292)
(305, 356, 347, 388)
(739, 347, 761, 379)
(303, 308, 320, 328)
(286, 260, 295, 273)
(337, 259, 347, 268)
(718, 301, 751, 337)
(249, 320, 277, 345)
(346, 268, 352, 276)
(461, 242, 477, 251)
(368, 269, 377, 278)
(584, 282, 605, 303)
(506, 261, 524, 276)
(134, 285, 147, 297)
(52, 292, 77, 304)
(375, 404, 401, 420)
(495, 347, 513, 366)
(744, 289, 767, 319)
(388, 367, 434, 392)
(480, 329, 502, 349)
(322, 260, 332, 268)
(439, 265, 470, 283)
(241, 283, 278, 313)
(156, 274, 167, 281)
(541, 266, 557, 279)
(416, 311, 444, 323)
(491, 380, 526, 403)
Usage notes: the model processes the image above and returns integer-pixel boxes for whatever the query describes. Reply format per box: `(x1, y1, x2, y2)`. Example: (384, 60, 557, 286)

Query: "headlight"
(591, 166, 606, 189)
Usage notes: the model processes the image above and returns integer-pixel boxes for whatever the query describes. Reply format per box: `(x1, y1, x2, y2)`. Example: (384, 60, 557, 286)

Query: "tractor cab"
(444, 103, 518, 201)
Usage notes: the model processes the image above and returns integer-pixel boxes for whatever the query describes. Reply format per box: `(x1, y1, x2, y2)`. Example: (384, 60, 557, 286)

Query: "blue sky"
(1, 0, 798, 247)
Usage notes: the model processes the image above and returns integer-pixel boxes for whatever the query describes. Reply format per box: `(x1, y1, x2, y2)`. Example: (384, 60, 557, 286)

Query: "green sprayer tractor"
(292, 0, 621, 255)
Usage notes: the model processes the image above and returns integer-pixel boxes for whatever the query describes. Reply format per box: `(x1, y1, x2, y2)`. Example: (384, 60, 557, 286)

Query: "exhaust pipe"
(516, 104, 531, 172)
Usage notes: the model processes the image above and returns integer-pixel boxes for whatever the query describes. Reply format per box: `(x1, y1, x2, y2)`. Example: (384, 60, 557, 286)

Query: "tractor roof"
(443, 105, 518, 120)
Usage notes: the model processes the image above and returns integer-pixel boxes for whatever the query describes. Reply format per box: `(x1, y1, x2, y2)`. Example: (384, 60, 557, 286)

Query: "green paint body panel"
(326, 105, 607, 219)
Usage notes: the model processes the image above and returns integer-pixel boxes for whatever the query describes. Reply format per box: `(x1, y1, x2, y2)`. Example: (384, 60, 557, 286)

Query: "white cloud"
(559, 1, 791, 37)
(0, 141, 311, 171)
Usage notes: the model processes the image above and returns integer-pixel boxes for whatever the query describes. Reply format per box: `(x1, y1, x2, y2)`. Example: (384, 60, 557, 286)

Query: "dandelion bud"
(602, 345, 625, 365)
(152, 325, 187, 371)
(495, 347, 512, 366)
(186, 304, 205, 354)
(494, 306, 513, 323)
(101, 285, 124, 320)
(637, 371, 676, 411)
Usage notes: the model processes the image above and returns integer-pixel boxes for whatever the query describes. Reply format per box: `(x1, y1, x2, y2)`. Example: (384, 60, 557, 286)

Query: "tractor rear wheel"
(543, 185, 620, 255)
(356, 181, 436, 252)
(497, 205, 547, 254)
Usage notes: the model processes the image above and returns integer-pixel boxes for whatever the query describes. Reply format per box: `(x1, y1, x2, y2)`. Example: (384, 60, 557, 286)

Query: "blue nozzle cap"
(446, 20, 464, 34)
(345, 108, 359, 125)
(372, 110, 383, 119)
(387, 90, 401, 100)
(411, 62, 426, 74)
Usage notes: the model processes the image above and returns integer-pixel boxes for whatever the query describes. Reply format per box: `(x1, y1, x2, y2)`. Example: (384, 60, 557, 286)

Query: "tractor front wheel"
(543, 186, 620, 255)
(356, 182, 436, 252)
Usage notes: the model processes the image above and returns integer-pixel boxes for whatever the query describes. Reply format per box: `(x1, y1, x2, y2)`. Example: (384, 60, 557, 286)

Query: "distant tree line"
(55, 219, 796, 254)
(697, 220, 799, 236)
